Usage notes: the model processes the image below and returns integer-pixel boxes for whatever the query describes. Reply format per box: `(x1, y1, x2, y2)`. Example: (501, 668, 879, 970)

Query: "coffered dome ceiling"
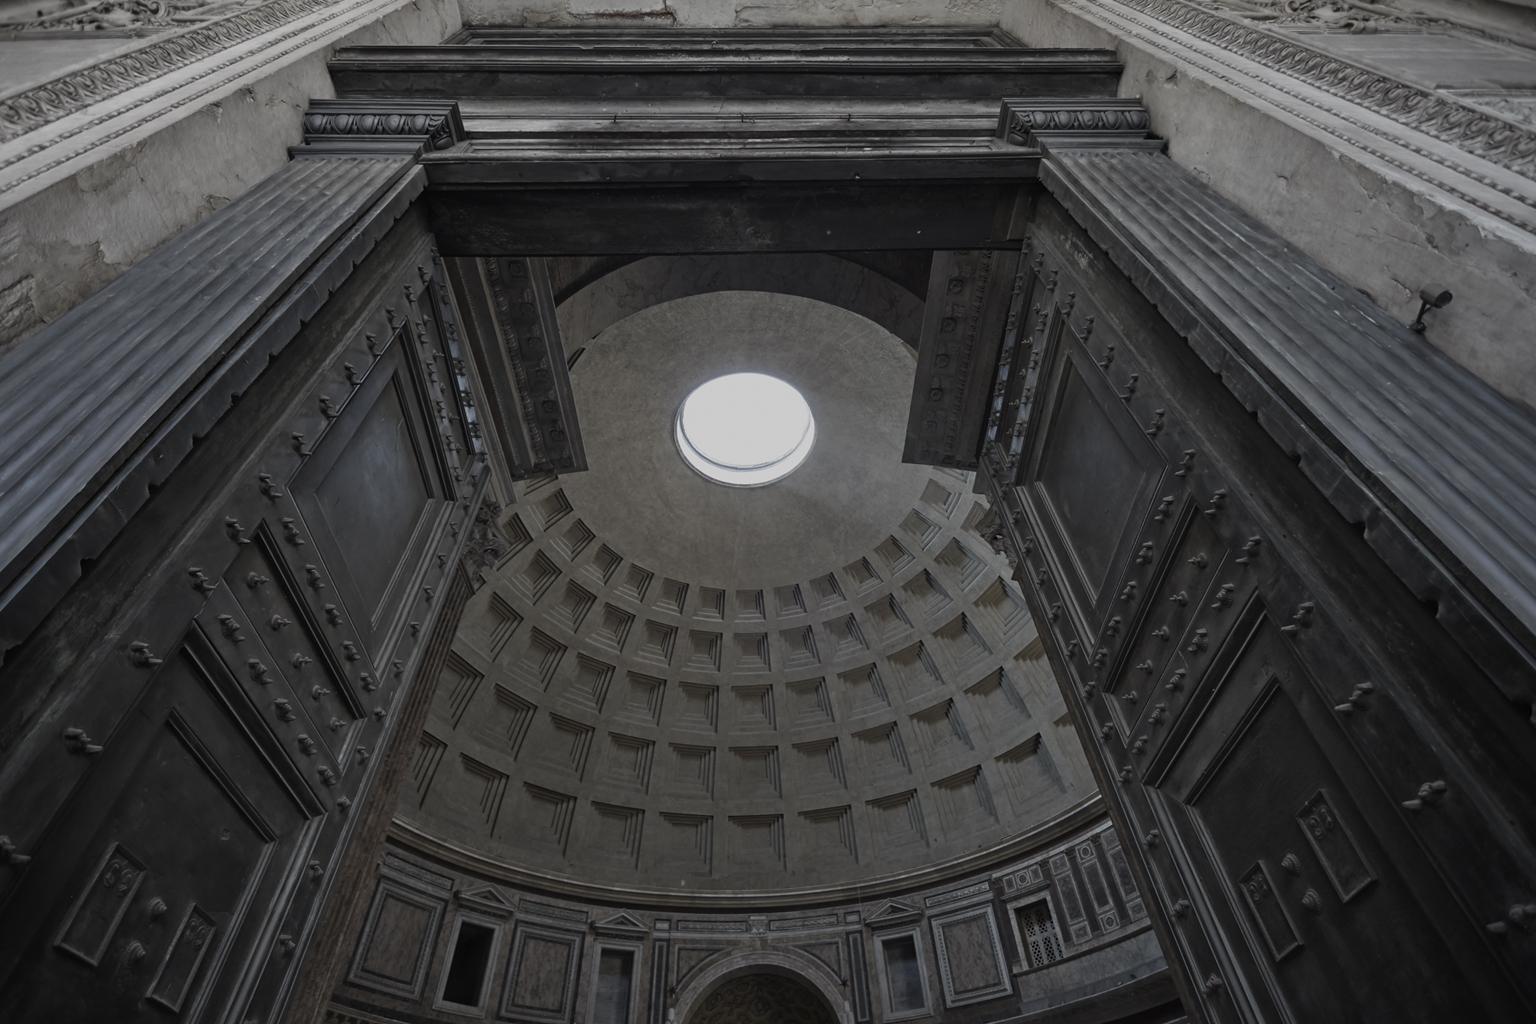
(400, 287, 1094, 895)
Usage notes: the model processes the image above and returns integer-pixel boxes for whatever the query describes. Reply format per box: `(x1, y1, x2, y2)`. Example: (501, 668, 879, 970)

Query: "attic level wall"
(0, 0, 460, 353)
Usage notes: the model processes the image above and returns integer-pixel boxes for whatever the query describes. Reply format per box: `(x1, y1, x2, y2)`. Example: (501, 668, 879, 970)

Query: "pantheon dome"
(1, 6, 1534, 1024)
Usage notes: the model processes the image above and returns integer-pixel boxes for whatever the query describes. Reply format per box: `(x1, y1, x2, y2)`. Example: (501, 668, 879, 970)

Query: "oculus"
(675, 373, 815, 487)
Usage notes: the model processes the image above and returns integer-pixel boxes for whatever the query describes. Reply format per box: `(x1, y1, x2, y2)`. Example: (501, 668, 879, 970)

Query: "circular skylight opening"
(675, 372, 816, 487)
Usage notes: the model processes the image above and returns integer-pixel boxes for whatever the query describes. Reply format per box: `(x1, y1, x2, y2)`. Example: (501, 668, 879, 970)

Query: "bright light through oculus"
(675, 373, 815, 487)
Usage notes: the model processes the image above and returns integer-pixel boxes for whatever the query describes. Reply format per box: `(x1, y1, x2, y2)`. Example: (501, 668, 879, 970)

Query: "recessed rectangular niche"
(677, 682, 719, 732)
(877, 932, 929, 1019)
(787, 677, 835, 725)
(592, 948, 636, 1024)
(440, 919, 497, 1009)
(658, 577, 689, 614)
(588, 542, 623, 584)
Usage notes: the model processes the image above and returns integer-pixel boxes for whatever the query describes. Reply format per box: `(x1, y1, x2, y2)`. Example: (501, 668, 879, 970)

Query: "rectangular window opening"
(1016, 899, 1065, 970)
(442, 920, 496, 1007)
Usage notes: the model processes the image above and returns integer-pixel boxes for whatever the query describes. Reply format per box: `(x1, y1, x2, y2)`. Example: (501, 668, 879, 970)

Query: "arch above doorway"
(670, 948, 853, 1024)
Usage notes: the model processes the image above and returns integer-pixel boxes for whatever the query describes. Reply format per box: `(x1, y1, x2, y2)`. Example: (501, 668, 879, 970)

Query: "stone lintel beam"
(903, 248, 1022, 470)
(448, 257, 587, 484)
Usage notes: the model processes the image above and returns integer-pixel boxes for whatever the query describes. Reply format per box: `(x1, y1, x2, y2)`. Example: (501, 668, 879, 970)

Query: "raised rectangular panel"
(349, 880, 444, 998)
(1023, 340, 1163, 638)
(837, 663, 891, 717)
(732, 684, 775, 730)
(728, 815, 785, 871)
(1101, 829, 1146, 920)
(787, 677, 835, 726)
(296, 364, 441, 641)
(147, 905, 218, 1013)
(616, 672, 666, 726)
(670, 744, 716, 797)
(502, 924, 583, 1023)
(218, 539, 357, 764)
(1048, 852, 1092, 946)
(1074, 839, 1119, 931)
(659, 813, 713, 874)
(676, 682, 719, 732)
(931, 906, 1010, 1007)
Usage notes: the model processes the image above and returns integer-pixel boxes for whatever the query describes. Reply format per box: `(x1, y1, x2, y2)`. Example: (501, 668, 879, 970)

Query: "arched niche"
(670, 948, 854, 1024)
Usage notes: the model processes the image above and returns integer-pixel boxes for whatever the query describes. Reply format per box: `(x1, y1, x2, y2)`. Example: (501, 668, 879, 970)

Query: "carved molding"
(0, 0, 248, 32)
(998, 98, 1153, 148)
(1052, 0, 1536, 230)
(0, 0, 334, 141)
(300, 99, 465, 155)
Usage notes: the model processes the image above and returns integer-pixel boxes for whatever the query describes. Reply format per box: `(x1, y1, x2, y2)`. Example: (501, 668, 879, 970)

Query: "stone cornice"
(0, 0, 332, 139)
(386, 795, 1105, 912)
(0, 0, 418, 209)
(1060, 0, 1536, 234)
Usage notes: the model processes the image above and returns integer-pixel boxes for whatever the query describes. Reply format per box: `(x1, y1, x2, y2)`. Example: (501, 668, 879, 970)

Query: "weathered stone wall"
(0, 0, 460, 353)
